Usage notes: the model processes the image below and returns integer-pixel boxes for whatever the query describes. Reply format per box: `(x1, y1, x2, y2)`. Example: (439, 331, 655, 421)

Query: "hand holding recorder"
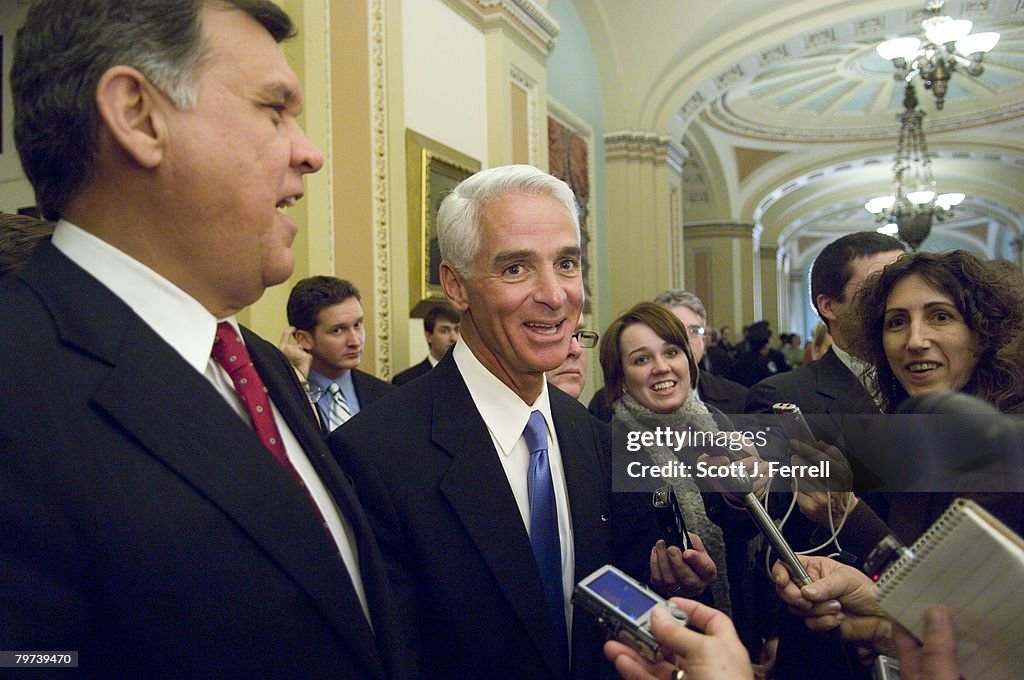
(650, 484, 717, 598)
(603, 598, 754, 680)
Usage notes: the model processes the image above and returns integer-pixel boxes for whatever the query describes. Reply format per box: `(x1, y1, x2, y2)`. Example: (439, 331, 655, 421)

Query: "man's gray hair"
(436, 165, 580, 277)
(653, 289, 707, 325)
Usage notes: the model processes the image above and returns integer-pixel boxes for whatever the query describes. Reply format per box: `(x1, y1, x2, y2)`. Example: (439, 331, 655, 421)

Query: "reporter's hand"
(650, 535, 717, 598)
(771, 555, 892, 653)
(787, 439, 853, 494)
(795, 490, 858, 528)
(604, 599, 754, 680)
(892, 605, 959, 680)
(696, 437, 768, 501)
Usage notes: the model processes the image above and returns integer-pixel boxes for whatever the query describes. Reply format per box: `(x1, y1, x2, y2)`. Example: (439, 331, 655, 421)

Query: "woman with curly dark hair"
(839, 250, 1024, 558)
(850, 250, 1024, 415)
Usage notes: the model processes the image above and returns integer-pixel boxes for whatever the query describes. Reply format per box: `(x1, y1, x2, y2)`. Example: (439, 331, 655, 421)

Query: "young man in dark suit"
(0, 3, 412, 677)
(330, 165, 700, 680)
(745, 232, 905, 434)
(392, 303, 461, 386)
(286, 276, 393, 431)
(743, 231, 905, 680)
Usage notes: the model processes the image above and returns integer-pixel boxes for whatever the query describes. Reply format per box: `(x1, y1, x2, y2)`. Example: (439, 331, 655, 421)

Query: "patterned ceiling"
(702, 22, 1024, 142)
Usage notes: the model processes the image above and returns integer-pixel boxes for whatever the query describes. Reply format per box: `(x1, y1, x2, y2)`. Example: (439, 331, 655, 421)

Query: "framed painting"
(406, 129, 480, 317)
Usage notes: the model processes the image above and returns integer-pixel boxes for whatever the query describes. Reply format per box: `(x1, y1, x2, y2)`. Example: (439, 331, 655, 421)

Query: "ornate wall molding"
(444, 0, 559, 61)
(369, 0, 392, 378)
(684, 220, 761, 240)
(604, 131, 688, 174)
(510, 65, 540, 164)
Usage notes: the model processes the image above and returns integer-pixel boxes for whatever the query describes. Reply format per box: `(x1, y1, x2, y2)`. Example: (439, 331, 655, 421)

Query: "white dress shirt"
(452, 340, 576, 635)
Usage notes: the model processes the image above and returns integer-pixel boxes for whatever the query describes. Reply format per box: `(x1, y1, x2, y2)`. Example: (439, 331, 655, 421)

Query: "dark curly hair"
(849, 250, 1024, 414)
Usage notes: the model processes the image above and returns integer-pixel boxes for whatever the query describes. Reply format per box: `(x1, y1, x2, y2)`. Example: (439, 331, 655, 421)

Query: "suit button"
(600, 513, 608, 522)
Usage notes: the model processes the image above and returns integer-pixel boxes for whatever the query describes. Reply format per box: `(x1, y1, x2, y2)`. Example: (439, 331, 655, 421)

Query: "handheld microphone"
(727, 405, 814, 587)
(741, 487, 813, 587)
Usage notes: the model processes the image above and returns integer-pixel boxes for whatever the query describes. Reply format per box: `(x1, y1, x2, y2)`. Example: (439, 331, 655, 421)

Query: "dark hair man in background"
(0, 2, 413, 677)
(392, 303, 461, 385)
(0, 213, 55, 281)
(745, 231, 905, 428)
(286, 275, 393, 431)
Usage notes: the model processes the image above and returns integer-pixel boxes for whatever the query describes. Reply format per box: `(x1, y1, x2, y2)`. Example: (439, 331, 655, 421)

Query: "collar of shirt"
(453, 340, 555, 455)
(51, 220, 222, 372)
(308, 368, 358, 409)
(831, 344, 879, 396)
(427, 354, 440, 368)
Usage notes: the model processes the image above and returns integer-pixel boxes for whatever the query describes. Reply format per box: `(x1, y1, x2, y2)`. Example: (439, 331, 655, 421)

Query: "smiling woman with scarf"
(598, 301, 743, 614)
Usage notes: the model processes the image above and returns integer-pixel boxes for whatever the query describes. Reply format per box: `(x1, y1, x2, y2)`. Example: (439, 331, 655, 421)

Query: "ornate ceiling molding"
(444, 0, 559, 60)
(605, 131, 688, 173)
(674, 7, 1023, 138)
(684, 220, 761, 240)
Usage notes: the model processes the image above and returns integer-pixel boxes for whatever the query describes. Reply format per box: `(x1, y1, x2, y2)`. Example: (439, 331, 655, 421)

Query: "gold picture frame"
(406, 129, 480, 317)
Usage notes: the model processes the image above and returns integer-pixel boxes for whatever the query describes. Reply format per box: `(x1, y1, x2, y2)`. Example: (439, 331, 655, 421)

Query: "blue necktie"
(326, 383, 352, 431)
(523, 410, 569, 661)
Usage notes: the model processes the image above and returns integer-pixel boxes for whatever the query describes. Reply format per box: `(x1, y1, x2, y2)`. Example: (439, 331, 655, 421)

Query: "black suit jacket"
(330, 353, 624, 680)
(391, 358, 432, 386)
(744, 348, 880, 680)
(699, 372, 748, 416)
(0, 244, 415, 679)
(352, 367, 394, 406)
(745, 347, 878, 440)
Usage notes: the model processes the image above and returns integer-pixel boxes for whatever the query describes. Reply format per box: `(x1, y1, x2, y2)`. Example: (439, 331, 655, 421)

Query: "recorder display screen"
(589, 571, 658, 621)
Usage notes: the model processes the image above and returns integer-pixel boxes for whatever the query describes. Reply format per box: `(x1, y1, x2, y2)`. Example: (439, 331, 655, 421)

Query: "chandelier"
(876, 0, 999, 110)
(865, 83, 963, 250)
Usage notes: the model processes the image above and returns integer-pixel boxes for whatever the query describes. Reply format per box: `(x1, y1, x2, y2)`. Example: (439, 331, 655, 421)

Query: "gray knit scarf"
(612, 390, 732, 614)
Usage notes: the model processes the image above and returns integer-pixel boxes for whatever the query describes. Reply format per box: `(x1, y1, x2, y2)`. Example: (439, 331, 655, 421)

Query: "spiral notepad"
(875, 498, 1024, 680)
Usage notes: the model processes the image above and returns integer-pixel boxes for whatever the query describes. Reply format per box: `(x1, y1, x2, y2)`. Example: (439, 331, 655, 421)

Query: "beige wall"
(0, 0, 36, 213)
(684, 222, 761, 331)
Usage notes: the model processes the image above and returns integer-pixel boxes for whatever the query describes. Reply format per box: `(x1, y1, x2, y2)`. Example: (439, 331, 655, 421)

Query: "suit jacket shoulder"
(392, 358, 432, 386)
(698, 372, 748, 415)
(0, 243, 407, 679)
(744, 347, 873, 417)
(352, 367, 394, 407)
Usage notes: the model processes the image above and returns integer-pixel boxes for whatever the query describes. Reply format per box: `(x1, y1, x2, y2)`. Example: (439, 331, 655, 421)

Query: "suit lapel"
(550, 392, 608, 581)
(26, 246, 383, 678)
(430, 357, 567, 676)
(246, 334, 392, 676)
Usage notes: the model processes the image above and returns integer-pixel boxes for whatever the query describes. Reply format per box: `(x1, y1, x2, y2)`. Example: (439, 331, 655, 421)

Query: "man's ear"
(816, 294, 837, 323)
(440, 261, 469, 312)
(95, 66, 168, 169)
(294, 329, 315, 352)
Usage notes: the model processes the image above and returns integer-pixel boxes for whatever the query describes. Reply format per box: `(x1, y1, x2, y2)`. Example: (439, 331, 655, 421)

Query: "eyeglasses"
(573, 330, 600, 348)
(686, 326, 706, 337)
(305, 383, 329, 403)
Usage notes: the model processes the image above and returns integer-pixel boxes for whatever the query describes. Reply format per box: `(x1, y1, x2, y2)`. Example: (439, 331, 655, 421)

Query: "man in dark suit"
(330, 165, 691, 680)
(743, 231, 905, 680)
(745, 232, 905, 436)
(392, 303, 461, 386)
(1, 2, 412, 678)
(286, 276, 393, 431)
